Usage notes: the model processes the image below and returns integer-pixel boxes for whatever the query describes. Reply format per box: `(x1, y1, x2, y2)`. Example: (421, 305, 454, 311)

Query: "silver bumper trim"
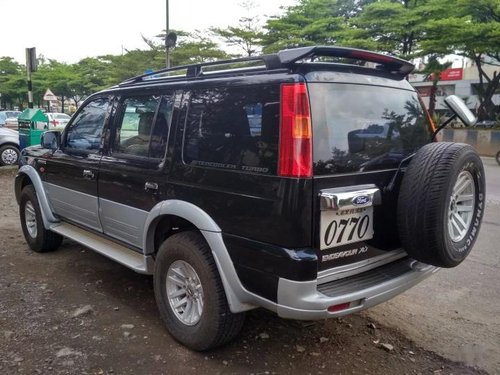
(276, 258, 439, 320)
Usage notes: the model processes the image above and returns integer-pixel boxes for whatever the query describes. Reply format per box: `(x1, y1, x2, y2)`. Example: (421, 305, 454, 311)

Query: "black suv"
(15, 46, 485, 350)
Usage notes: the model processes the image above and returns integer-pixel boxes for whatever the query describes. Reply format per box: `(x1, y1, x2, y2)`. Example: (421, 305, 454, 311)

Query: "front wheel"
(154, 231, 245, 351)
(19, 185, 63, 252)
(496, 150, 500, 166)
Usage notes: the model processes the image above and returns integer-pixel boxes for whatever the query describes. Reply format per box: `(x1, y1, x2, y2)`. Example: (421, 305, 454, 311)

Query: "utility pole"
(165, 0, 170, 68)
(26, 47, 37, 109)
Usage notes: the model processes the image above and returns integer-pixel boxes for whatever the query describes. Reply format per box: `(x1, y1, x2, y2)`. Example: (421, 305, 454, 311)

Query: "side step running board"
(50, 222, 154, 275)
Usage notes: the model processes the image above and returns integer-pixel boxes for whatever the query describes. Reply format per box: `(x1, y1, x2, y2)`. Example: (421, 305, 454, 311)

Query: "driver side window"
(66, 97, 109, 152)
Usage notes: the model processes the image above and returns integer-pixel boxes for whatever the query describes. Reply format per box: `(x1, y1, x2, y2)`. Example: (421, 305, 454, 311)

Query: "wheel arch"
(0, 142, 20, 150)
(143, 200, 256, 313)
(16, 165, 59, 228)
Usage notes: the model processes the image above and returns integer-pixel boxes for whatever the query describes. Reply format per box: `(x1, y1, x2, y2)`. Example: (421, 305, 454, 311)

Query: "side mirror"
(41, 131, 61, 150)
(444, 95, 476, 127)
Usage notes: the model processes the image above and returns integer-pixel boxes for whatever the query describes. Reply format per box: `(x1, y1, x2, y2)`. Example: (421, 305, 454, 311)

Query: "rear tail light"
(279, 83, 313, 178)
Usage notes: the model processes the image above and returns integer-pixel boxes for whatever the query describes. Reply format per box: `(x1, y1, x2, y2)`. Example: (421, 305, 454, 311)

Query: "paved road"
(368, 157, 500, 374)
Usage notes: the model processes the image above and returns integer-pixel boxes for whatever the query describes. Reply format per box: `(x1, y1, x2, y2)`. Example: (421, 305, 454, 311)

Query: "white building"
(409, 64, 500, 114)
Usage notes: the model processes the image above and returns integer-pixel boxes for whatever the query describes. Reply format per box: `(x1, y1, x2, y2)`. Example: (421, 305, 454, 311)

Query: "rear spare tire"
(398, 142, 485, 268)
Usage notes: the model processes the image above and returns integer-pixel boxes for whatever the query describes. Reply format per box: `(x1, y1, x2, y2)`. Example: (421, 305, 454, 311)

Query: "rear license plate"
(320, 207, 374, 250)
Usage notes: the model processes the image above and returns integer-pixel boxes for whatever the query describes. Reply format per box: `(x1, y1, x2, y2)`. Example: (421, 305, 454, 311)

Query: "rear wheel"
(0, 145, 19, 166)
(496, 150, 500, 166)
(398, 142, 485, 268)
(19, 185, 63, 252)
(154, 230, 245, 351)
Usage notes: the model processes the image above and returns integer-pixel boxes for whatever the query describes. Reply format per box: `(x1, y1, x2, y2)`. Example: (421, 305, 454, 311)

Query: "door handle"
(145, 181, 159, 192)
(82, 169, 95, 180)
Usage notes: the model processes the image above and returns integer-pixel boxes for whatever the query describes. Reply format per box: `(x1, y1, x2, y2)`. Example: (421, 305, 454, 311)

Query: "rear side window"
(309, 83, 432, 175)
(183, 86, 280, 174)
(113, 95, 173, 159)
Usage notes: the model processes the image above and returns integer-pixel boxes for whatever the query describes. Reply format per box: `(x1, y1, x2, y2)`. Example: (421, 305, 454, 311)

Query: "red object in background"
(440, 68, 463, 81)
(428, 68, 463, 82)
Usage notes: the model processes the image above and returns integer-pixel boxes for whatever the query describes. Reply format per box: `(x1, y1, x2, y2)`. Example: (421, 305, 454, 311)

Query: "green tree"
(32, 60, 79, 112)
(421, 0, 500, 120)
(146, 30, 229, 66)
(343, 0, 442, 56)
(262, 0, 375, 53)
(211, 2, 265, 56)
(0, 57, 25, 109)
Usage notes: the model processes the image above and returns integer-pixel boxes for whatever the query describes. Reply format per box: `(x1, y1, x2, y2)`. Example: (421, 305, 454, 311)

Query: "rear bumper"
(275, 257, 438, 320)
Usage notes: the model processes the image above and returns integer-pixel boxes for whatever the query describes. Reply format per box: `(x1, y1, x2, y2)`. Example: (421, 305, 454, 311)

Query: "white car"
(0, 127, 20, 166)
(0, 111, 21, 129)
(46, 113, 71, 129)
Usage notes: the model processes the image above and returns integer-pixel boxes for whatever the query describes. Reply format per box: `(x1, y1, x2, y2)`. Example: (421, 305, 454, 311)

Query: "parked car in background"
(474, 120, 497, 129)
(46, 113, 71, 129)
(0, 111, 21, 129)
(0, 127, 20, 166)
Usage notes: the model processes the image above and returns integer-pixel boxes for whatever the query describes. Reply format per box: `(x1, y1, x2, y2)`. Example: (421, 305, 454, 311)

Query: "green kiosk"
(18, 109, 49, 149)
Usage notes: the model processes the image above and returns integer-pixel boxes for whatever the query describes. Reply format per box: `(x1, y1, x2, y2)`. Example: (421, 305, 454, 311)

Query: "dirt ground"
(0, 167, 487, 375)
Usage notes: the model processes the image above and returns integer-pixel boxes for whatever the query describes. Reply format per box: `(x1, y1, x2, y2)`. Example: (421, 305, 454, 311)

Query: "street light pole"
(166, 0, 170, 68)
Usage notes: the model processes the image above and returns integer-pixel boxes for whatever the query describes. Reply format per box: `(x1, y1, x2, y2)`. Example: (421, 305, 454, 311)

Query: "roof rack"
(119, 54, 283, 86)
(119, 46, 414, 86)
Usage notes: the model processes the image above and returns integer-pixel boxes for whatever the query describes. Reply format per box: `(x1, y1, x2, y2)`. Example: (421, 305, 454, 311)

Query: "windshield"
(6, 111, 20, 118)
(53, 114, 70, 119)
(309, 83, 432, 175)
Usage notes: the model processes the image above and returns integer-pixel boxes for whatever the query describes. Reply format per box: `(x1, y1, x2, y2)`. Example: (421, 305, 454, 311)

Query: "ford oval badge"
(352, 195, 371, 206)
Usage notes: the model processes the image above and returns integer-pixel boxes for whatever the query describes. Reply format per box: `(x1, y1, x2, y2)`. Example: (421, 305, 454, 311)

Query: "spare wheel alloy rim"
(166, 260, 204, 326)
(25, 201, 38, 238)
(2, 148, 18, 165)
(448, 170, 475, 242)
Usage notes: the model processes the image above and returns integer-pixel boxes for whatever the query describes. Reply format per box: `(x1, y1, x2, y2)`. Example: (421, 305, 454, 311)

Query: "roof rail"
(118, 46, 414, 86)
(277, 46, 414, 76)
(119, 54, 283, 86)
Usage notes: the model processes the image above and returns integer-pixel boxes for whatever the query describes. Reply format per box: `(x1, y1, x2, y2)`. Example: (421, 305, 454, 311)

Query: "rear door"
(44, 96, 111, 231)
(307, 76, 433, 270)
(97, 92, 176, 248)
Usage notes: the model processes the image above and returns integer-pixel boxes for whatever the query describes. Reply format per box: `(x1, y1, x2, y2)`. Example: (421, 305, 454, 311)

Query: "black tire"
(496, 150, 500, 166)
(0, 144, 20, 166)
(398, 142, 485, 268)
(154, 230, 245, 351)
(19, 185, 63, 253)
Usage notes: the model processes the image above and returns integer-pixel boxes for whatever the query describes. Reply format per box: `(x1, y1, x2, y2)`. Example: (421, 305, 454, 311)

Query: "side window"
(114, 96, 159, 157)
(66, 97, 109, 152)
(183, 86, 280, 174)
(113, 95, 173, 159)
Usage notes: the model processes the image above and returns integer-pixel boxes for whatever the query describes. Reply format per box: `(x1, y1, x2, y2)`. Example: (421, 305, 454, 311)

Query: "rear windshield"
(309, 83, 432, 175)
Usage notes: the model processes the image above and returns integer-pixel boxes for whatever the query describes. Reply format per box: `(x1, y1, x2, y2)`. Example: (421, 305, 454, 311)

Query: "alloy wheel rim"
(448, 171, 475, 242)
(1, 149, 18, 165)
(25, 201, 37, 238)
(166, 260, 204, 326)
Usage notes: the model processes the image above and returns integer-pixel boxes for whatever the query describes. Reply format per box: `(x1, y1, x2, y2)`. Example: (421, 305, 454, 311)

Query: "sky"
(0, 0, 297, 64)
